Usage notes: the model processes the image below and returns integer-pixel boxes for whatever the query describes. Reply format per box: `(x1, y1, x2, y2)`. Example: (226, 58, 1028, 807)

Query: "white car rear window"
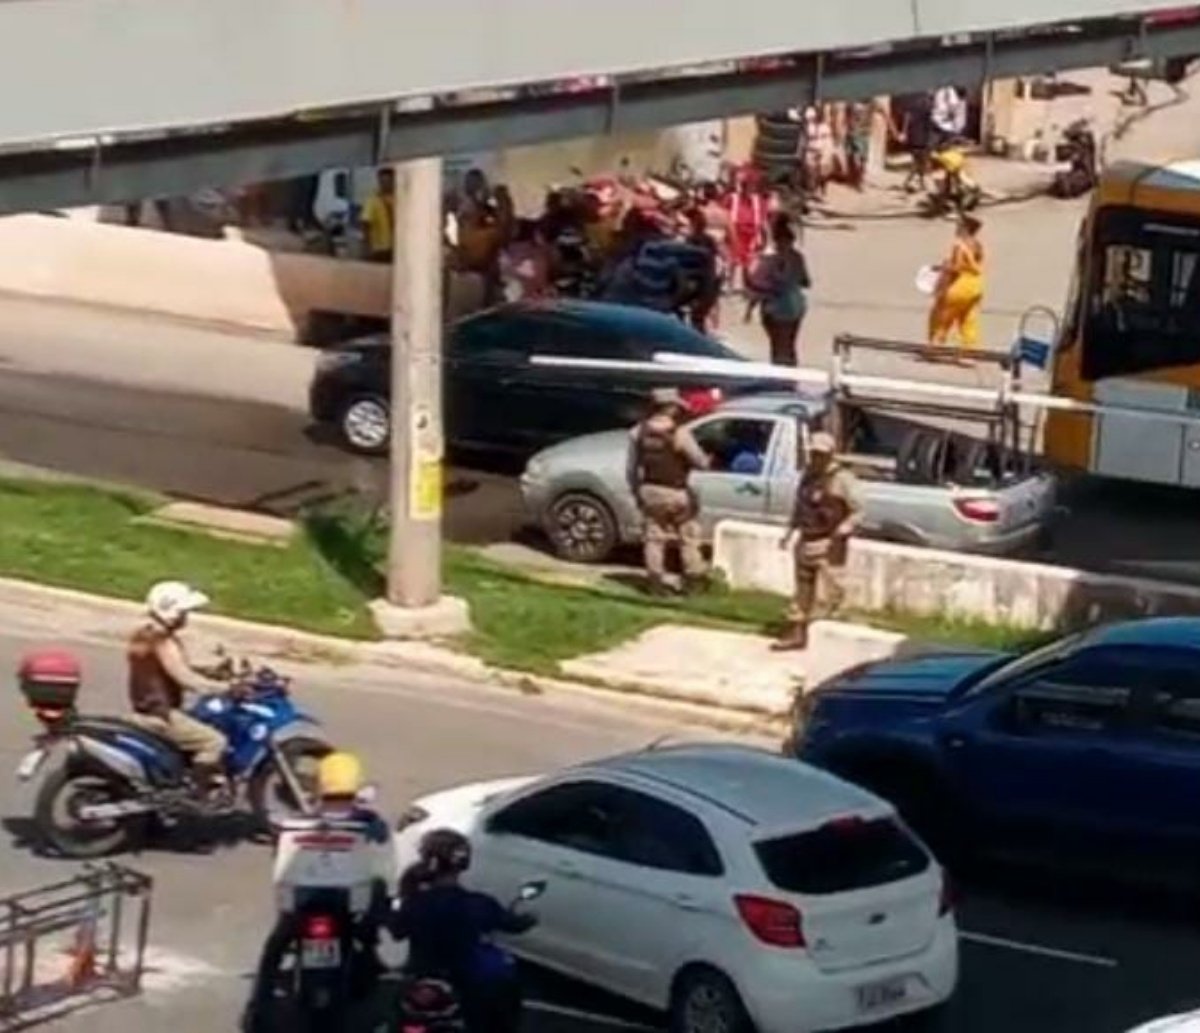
(755, 816, 930, 895)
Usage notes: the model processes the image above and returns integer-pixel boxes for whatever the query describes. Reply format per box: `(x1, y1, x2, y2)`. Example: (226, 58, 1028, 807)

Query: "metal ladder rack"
(0, 864, 153, 1026)
(828, 333, 1031, 463)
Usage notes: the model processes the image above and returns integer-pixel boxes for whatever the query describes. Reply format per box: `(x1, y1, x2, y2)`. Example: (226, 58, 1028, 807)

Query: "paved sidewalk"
(561, 620, 910, 716)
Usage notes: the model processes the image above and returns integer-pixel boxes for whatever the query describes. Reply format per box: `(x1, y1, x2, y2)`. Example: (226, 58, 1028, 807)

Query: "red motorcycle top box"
(18, 649, 82, 711)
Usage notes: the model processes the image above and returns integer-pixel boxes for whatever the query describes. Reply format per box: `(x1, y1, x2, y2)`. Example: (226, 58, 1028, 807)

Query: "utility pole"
(387, 157, 444, 608)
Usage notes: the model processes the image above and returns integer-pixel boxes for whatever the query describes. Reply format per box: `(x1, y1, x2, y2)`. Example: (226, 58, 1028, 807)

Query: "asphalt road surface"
(0, 630, 1195, 1033)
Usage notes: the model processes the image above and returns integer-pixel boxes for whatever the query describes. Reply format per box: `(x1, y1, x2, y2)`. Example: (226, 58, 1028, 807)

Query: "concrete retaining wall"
(713, 519, 1200, 631)
(0, 214, 389, 338)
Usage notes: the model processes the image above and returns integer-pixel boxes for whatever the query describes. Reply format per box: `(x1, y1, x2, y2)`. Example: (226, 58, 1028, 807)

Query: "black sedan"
(308, 300, 789, 455)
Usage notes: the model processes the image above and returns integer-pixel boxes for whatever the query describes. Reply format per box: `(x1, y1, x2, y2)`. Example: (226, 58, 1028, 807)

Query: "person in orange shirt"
(928, 215, 985, 353)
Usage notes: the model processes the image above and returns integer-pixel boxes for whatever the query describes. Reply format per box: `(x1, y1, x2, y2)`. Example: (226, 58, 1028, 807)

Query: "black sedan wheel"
(339, 395, 391, 455)
(547, 492, 618, 564)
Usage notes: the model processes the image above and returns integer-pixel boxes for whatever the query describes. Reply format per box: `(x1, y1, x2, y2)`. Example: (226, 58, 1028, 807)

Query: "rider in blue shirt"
(392, 828, 535, 1033)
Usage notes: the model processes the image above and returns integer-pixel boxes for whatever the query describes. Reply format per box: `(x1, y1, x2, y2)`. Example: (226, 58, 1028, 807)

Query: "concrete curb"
(0, 575, 786, 736)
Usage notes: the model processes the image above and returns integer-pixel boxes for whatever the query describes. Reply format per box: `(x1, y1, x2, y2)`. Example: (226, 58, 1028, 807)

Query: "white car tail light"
(734, 894, 806, 948)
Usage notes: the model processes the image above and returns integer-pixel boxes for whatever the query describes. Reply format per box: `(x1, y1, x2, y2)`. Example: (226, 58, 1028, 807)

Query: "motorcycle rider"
(244, 751, 396, 1033)
(126, 581, 230, 792)
(392, 828, 536, 1033)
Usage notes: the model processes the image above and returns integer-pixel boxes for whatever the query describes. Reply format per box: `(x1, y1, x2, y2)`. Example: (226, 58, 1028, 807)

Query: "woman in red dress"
(726, 166, 767, 293)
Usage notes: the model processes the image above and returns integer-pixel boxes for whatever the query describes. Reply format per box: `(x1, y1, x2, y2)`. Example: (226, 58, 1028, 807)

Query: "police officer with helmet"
(774, 429, 863, 651)
(627, 387, 712, 595)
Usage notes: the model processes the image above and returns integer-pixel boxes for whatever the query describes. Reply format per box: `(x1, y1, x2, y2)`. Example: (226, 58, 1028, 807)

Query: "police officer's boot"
(771, 621, 810, 652)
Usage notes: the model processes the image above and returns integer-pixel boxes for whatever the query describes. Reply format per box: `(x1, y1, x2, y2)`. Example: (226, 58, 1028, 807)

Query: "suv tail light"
(734, 894, 805, 948)
(681, 386, 723, 415)
(939, 873, 955, 916)
(953, 497, 1000, 523)
(303, 914, 337, 941)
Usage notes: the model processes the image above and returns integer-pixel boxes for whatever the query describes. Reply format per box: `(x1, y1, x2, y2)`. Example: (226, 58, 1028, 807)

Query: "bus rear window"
(754, 817, 930, 895)
(1083, 205, 1200, 380)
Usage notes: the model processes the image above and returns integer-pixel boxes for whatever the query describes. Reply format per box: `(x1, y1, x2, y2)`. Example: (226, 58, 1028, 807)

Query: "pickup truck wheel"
(546, 492, 618, 564)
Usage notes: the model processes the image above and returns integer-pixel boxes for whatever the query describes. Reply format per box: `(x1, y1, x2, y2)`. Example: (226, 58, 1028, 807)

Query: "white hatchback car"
(1127, 1013, 1200, 1032)
(394, 744, 958, 1033)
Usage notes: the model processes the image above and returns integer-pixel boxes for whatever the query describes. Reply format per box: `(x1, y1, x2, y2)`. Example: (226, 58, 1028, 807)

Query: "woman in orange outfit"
(928, 215, 984, 354)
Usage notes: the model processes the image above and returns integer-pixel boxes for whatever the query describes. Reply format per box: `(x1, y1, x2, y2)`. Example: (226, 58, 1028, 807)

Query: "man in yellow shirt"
(362, 168, 395, 263)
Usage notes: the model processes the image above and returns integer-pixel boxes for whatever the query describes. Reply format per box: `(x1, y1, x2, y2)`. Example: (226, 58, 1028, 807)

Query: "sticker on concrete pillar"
(409, 404, 444, 521)
(410, 459, 443, 521)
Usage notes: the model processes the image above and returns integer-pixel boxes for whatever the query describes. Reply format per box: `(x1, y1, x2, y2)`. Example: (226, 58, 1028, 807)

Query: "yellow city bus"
(1046, 159, 1200, 487)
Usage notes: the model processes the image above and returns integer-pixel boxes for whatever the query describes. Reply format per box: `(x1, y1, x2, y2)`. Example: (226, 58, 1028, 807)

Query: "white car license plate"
(15, 749, 47, 782)
(301, 939, 341, 970)
(856, 976, 909, 1013)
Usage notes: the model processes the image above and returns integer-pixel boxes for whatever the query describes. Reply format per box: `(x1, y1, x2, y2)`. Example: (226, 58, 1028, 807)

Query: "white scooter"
(256, 786, 396, 1032)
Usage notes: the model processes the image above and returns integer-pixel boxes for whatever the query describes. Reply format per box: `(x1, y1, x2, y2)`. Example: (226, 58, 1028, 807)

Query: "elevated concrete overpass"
(0, 1, 1199, 211)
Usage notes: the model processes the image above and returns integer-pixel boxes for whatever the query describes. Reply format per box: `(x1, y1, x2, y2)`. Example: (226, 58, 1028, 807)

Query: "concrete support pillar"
(376, 156, 470, 637)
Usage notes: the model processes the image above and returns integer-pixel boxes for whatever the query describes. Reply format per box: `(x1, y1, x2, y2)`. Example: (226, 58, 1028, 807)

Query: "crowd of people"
(431, 163, 817, 365)
(754, 85, 972, 204)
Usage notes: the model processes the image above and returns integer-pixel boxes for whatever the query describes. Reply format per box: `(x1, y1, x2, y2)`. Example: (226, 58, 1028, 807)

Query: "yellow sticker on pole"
(408, 404, 443, 521)
(410, 458, 442, 521)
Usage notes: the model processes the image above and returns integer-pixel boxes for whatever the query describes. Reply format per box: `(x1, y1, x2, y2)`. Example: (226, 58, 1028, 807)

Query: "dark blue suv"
(795, 618, 1200, 870)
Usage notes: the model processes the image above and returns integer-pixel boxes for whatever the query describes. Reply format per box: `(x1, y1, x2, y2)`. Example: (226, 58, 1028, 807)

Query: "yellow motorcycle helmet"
(317, 752, 365, 799)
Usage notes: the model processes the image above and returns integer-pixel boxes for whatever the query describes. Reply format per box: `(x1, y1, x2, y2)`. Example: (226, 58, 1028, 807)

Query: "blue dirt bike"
(17, 657, 333, 858)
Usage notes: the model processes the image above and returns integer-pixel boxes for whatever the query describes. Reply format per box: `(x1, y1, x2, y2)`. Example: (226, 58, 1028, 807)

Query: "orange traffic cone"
(63, 912, 98, 989)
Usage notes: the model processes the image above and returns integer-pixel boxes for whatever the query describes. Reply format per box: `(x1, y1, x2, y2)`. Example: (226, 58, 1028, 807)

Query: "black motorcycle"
(393, 976, 464, 1032)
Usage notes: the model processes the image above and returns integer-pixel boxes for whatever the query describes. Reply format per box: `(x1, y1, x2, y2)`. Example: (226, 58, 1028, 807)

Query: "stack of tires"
(753, 112, 803, 190)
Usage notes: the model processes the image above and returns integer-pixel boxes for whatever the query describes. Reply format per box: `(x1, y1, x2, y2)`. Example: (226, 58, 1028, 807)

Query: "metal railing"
(0, 864, 152, 1025)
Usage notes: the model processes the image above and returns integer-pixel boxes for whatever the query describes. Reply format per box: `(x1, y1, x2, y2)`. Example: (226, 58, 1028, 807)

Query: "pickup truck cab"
(519, 392, 1058, 563)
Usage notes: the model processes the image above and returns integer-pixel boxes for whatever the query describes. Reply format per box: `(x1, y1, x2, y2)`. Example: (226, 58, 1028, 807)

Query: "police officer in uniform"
(627, 388, 711, 595)
(774, 430, 863, 651)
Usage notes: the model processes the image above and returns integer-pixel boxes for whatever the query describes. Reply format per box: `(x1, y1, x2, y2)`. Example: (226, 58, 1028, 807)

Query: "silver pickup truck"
(519, 392, 1058, 563)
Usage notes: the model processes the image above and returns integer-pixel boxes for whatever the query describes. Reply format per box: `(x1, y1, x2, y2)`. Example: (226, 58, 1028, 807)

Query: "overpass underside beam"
(1, 18, 1198, 214)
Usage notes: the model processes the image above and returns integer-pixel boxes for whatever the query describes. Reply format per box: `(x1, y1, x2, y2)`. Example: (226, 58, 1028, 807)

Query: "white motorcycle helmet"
(145, 580, 210, 628)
